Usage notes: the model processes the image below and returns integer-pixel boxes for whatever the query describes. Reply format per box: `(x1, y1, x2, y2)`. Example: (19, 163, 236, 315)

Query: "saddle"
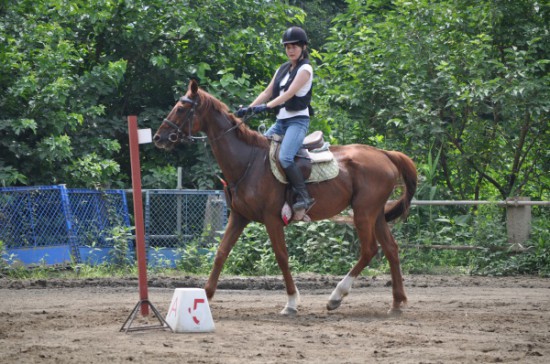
(269, 131, 339, 224)
(270, 131, 336, 182)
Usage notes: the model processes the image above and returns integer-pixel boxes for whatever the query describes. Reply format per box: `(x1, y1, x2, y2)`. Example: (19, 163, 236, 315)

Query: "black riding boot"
(283, 164, 315, 211)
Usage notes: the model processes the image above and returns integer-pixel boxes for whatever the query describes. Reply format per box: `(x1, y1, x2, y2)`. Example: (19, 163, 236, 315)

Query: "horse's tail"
(383, 151, 417, 222)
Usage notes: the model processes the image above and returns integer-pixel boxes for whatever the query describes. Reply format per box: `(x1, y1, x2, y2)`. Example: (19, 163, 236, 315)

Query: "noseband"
(162, 96, 205, 143)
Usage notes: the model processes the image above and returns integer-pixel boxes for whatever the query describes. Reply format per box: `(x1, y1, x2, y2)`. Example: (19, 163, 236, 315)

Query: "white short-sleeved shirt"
(276, 63, 313, 120)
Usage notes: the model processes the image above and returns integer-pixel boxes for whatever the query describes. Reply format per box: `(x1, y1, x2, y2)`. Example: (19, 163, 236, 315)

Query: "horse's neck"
(206, 114, 264, 184)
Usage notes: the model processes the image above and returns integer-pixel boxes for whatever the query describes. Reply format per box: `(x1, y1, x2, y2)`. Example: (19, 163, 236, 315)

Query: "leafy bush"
(286, 221, 361, 275)
(200, 202, 548, 277)
(105, 225, 135, 270)
(0, 240, 7, 270)
(174, 244, 215, 275)
(211, 220, 381, 276)
(470, 213, 550, 277)
(221, 223, 278, 275)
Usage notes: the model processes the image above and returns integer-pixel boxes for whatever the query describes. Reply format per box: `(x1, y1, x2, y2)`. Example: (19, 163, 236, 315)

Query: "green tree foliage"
(289, 0, 348, 50)
(0, 1, 126, 187)
(0, 0, 303, 188)
(318, 0, 549, 200)
(0, 0, 547, 201)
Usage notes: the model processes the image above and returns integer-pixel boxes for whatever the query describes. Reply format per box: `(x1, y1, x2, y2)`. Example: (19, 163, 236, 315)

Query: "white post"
(506, 197, 531, 250)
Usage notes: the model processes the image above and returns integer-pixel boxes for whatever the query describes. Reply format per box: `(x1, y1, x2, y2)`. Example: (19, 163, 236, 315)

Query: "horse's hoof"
(387, 307, 403, 316)
(326, 300, 342, 311)
(280, 306, 297, 316)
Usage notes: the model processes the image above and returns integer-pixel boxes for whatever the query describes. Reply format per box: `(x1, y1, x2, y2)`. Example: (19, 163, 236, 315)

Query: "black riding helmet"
(282, 26, 308, 45)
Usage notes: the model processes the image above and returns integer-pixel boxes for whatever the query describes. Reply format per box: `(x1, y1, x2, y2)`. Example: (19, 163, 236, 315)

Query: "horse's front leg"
(264, 218, 299, 316)
(204, 212, 249, 300)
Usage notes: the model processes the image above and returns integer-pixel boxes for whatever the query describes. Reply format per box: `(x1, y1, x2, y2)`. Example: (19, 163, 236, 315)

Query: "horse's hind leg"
(327, 215, 378, 311)
(375, 214, 407, 314)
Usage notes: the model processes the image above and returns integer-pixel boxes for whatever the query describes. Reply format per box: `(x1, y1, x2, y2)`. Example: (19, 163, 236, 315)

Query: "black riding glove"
(235, 106, 248, 117)
(235, 104, 269, 117)
(250, 104, 269, 114)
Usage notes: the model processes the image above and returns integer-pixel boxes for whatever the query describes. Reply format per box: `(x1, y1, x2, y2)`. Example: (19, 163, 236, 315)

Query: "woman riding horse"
(154, 80, 417, 316)
(236, 26, 315, 213)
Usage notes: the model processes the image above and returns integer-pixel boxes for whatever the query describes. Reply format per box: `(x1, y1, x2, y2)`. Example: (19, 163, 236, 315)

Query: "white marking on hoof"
(327, 274, 355, 311)
(281, 289, 300, 316)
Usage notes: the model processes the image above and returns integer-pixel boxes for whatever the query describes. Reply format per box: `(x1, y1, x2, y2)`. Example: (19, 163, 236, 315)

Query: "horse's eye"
(176, 107, 186, 114)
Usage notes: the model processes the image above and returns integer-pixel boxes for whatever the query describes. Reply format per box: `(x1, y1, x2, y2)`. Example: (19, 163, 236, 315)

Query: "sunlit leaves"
(318, 0, 549, 200)
(37, 134, 72, 163)
(66, 153, 120, 189)
(2, 119, 38, 136)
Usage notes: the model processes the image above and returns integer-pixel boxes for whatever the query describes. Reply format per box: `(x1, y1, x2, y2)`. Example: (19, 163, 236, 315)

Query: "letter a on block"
(165, 288, 215, 333)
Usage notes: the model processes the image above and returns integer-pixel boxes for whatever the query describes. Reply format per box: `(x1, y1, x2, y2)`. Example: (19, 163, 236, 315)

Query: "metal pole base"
(120, 299, 173, 333)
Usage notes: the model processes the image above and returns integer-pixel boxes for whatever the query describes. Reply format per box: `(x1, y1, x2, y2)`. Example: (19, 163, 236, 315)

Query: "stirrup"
(292, 198, 315, 212)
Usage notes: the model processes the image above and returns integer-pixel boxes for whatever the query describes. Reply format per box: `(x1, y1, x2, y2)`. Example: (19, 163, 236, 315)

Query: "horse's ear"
(189, 79, 199, 96)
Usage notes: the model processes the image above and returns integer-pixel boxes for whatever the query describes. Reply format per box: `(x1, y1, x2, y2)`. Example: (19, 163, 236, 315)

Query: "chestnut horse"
(154, 80, 417, 315)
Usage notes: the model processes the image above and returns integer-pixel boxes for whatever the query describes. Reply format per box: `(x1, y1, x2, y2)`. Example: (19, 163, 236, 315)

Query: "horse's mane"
(196, 88, 269, 149)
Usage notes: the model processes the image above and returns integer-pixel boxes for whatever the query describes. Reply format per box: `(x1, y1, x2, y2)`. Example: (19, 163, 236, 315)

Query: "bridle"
(162, 95, 246, 143)
(161, 95, 206, 143)
(161, 94, 261, 194)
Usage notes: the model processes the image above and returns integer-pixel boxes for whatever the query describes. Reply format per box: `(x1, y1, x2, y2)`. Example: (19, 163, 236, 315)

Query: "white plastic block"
(165, 288, 215, 333)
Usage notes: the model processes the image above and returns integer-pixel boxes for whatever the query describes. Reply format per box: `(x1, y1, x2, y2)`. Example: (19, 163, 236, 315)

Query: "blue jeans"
(265, 117, 310, 169)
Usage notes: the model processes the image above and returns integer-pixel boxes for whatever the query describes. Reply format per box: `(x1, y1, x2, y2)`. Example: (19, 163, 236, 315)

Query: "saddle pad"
(307, 150, 333, 163)
(269, 142, 340, 184)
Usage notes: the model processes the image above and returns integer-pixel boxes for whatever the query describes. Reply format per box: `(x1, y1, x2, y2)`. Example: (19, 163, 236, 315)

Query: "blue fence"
(0, 185, 131, 266)
(0, 186, 228, 267)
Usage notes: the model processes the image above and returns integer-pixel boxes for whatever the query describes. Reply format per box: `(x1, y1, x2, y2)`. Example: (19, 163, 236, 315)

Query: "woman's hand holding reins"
(235, 104, 269, 117)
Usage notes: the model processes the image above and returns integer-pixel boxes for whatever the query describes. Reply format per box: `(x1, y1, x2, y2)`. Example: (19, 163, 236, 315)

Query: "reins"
(161, 94, 262, 193)
(162, 95, 251, 143)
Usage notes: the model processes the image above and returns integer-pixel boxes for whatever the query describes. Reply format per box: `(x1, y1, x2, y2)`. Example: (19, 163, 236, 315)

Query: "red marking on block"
(187, 298, 206, 324)
(169, 296, 179, 317)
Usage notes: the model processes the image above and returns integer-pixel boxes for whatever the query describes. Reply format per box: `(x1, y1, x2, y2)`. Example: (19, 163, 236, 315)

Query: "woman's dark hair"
(300, 44, 309, 59)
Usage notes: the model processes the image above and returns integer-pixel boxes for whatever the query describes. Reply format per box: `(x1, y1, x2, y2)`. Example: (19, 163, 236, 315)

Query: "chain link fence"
(1, 186, 228, 267)
(144, 189, 227, 266)
(0, 185, 130, 265)
(69, 188, 131, 264)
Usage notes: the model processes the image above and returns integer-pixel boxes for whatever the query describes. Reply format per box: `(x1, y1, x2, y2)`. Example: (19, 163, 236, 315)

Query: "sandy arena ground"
(0, 274, 549, 363)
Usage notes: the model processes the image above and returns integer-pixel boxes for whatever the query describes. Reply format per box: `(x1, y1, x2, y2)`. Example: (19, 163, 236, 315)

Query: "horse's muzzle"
(153, 133, 175, 149)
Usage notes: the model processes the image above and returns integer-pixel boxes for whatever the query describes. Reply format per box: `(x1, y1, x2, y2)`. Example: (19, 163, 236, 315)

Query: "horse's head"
(153, 79, 202, 150)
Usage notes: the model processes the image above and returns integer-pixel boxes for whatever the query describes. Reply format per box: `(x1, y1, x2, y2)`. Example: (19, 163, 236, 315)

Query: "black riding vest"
(271, 59, 313, 116)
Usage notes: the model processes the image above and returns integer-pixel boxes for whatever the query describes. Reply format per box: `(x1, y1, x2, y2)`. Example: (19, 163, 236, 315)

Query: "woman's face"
(285, 43, 305, 63)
